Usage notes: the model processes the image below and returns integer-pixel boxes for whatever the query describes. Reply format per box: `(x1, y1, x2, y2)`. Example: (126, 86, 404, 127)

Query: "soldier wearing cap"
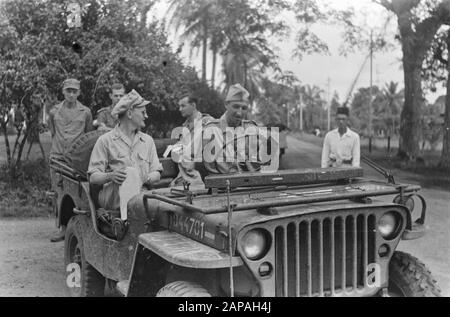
(201, 84, 268, 174)
(88, 89, 163, 211)
(321, 106, 360, 168)
(49, 78, 93, 242)
(48, 78, 93, 160)
(95, 83, 125, 130)
(170, 92, 213, 187)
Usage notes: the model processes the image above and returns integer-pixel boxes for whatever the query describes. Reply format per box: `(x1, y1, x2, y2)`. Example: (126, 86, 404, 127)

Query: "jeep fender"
(124, 231, 243, 296)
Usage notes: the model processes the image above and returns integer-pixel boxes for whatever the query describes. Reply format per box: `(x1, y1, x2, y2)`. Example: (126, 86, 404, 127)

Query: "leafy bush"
(0, 159, 52, 217)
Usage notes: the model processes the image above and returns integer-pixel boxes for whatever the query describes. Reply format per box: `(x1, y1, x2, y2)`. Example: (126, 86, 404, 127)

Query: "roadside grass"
(361, 146, 450, 189)
(0, 131, 53, 218)
(0, 131, 52, 164)
(0, 204, 52, 218)
(292, 131, 450, 190)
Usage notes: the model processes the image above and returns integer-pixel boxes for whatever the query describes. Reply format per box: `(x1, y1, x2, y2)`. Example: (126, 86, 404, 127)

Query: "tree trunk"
(380, 0, 447, 161)
(211, 46, 217, 89)
(202, 21, 208, 83)
(2, 123, 11, 166)
(440, 32, 450, 168)
(12, 125, 23, 158)
(398, 60, 423, 161)
(38, 138, 46, 160)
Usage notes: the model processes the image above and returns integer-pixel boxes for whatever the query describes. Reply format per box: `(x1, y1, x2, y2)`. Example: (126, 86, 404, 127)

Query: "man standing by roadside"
(48, 78, 93, 242)
(95, 83, 125, 130)
(170, 93, 213, 187)
(321, 106, 360, 168)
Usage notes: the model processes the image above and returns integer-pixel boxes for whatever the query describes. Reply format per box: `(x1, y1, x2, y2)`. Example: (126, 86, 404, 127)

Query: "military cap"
(111, 89, 150, 117)
(336, 106, 350, 116)
(63, 78, 80, 90)
(226, 84, 250, 104)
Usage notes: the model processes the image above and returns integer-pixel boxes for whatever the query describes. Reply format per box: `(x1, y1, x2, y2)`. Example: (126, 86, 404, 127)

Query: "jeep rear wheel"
(64, 217, 105, 297)
(156, 281, 211, 297)
(388, 251, 441, 297)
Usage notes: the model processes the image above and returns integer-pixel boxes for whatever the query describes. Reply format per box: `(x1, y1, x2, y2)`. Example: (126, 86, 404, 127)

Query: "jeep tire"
(64, 217, 105, 297)
(388, 251, 441, 297)
(156, 281, 211, 297)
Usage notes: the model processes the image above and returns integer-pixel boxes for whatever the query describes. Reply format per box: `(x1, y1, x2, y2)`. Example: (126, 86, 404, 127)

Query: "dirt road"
(0, 218, 66, 296)
(283, 136, 450, 296)
(0, 135, 448, 296)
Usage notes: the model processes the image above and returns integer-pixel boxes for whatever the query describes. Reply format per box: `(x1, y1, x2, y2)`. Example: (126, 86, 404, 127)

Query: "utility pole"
(369, 30, 373, 153)
(299, 93, 303, 131)
(285, 104, 289, 129)
(327, 77, 331, 132)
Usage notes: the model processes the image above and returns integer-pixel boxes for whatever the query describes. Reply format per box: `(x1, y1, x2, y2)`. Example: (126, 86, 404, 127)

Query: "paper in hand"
(119, 167, 142, 220)
(163, 145, 174, 158)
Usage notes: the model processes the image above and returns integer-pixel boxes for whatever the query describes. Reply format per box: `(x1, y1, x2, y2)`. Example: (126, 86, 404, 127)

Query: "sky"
(149, 0, 445, 104)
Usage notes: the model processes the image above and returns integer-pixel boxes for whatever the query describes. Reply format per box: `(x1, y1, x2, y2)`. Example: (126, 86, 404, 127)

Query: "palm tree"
(383, 81, 403, 136)
(168, 0, 216, 82)
(167, 0, 289, 93)
(301, 85, 325, 131)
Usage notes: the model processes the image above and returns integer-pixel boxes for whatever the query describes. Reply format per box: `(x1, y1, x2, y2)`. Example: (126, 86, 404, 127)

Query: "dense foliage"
(0, 0, 224, 178)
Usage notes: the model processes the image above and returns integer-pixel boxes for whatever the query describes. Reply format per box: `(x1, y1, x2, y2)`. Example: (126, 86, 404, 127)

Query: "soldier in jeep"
(201, 84, 276, 174)
(169, 92, 213, 187)
(88, 89, 162, 212)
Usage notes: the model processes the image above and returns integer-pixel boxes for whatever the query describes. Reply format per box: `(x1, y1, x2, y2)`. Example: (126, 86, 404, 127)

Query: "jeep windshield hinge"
(170, 181, 196, 204)
(361, 155, 396, 185)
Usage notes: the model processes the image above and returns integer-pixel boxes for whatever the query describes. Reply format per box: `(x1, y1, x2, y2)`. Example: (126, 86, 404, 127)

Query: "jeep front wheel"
(156, 281, 211, 297)
(64, 217, 105, 297)
(388, 251, 441, 297)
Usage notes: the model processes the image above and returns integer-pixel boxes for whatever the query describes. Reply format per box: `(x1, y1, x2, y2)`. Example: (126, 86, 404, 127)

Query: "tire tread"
(157, 281, 211, 297)
(390, 251, 441, 297)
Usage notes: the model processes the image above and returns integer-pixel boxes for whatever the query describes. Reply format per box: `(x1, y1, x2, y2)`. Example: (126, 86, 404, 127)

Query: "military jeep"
(50, 131, 441, 297)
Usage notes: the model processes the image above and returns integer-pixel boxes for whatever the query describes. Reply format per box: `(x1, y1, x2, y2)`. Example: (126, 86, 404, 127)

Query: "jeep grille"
(274, 212, 377, 297)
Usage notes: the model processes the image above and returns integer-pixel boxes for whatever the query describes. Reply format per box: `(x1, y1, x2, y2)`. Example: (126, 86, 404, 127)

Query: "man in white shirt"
(321, 107, 360, 168)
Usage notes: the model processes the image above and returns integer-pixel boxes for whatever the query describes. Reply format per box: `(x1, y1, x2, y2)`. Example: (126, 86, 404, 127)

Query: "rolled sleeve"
(88, 137, 108, 175)
(148, 138, 163, 173)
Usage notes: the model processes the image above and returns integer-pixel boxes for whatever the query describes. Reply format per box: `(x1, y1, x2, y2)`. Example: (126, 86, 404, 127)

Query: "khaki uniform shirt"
(170, 111, 213, 187)
(88, 126, 163, 184)
(48, 101, 93, 159)
(96, 106, 117, 129)
(321, 128, 360, 168)
(202, 113, 261, 174)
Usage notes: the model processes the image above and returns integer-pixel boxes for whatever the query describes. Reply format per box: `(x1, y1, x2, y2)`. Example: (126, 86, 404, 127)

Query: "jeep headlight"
(242, 229, 270, 261)
(378, 211, 401, 240)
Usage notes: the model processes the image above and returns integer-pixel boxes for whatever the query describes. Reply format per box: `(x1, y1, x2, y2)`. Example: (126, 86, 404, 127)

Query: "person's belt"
(330, 158, 353, 164)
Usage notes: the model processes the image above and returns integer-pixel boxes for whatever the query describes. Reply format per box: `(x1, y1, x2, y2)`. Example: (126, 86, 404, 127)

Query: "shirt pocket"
(342, 142, 354, 157)
(137, 151, 150, 178)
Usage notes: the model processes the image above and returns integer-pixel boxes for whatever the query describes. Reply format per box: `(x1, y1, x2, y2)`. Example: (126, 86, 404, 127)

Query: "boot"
(50, 226, 66, 242)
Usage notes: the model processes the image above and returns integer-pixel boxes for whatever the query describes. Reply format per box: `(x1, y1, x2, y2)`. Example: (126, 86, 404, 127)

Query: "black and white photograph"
(0, 0, 448, 299)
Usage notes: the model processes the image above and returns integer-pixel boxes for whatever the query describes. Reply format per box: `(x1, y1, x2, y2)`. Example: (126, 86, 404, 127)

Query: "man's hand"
(108, 169, 127, 185)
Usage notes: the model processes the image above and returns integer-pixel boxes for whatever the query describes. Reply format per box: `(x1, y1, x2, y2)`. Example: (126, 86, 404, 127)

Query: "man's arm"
(146, 138, 163, 184)
(321, 134, 330, 168)
(88, 137, 126, 185)
(352, 134, 361, 167)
